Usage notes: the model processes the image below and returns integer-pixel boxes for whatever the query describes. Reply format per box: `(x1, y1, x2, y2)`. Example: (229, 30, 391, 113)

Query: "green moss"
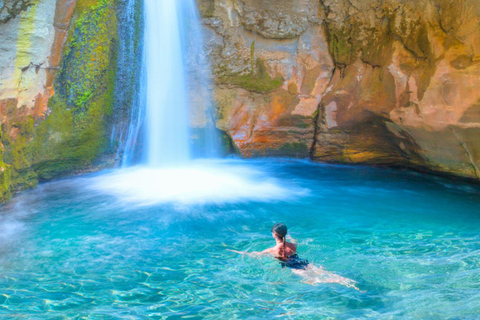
(328, 31, 354, 66)
(0, 107, 39, 192)
(0, 0, 119, 201)
(0, 160, 11, 202)
(58, 0, 117, 113)
(218, 58, 284, 93)
(0, 125, 12, 201)
(31, 0, 118, 180)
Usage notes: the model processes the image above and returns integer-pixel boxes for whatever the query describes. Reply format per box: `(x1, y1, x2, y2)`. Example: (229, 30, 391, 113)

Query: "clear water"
(1, 159, 480, 319)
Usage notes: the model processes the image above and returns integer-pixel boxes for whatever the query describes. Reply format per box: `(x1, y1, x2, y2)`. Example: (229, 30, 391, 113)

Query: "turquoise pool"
(0, 159, 479, 318)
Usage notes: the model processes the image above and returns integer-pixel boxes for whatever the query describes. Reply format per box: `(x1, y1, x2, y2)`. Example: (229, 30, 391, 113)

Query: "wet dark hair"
(271, 223, 287, 238)
(271, 223, 288, 260)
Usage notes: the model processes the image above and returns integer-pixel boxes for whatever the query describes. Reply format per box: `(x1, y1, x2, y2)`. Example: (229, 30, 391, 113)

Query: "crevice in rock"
(389, 32, 428, 62)
(309, 102, 323, 159)
(361, 58, 382, 69)
(0, 0, 33, 24)
(318, 0, 330, 16)
(21, 62, 45, 74)
(384, 15, 428, 62)
(451, 128, 480, 179)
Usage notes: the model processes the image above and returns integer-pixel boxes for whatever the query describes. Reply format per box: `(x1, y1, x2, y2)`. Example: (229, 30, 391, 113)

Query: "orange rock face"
(204, 0, 334, 157)
(1, 0, 480, 185)
(203, 0, 480, 180)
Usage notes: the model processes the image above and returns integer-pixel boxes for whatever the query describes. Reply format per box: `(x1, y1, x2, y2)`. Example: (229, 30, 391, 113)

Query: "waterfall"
(110, 0, 143, 167)
(93, 0, 293, 207)
(121, 0, 217, 167)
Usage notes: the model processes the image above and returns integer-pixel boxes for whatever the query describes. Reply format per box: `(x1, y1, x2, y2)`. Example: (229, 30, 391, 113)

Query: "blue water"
(1, 159, 480, 318)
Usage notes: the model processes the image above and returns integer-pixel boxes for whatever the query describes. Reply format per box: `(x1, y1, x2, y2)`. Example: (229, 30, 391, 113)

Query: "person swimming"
(228, 223, 359, 289)
(265, 222, 309, 270)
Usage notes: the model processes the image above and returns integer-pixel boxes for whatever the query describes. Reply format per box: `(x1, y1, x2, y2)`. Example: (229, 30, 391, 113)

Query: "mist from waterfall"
(94, 0, 295, 206)
(121, 0, 217, 167)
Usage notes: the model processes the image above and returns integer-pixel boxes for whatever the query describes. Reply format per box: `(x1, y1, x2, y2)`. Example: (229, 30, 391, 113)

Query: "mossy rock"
(217, 59, 284, 93)
(0, 161, 11, 202)
(32, 0, 118, 176)
(0, 0, 120, 202)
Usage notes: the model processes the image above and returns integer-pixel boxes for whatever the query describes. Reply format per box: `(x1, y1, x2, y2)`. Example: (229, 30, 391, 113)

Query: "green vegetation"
(0, 0, 119, 200)
(0, 126, 12, 202)
(328, 32, 354, 66)
(32, 0, 117, 180)
(218, 58, 284, 93)
(217, 40, 284, 93)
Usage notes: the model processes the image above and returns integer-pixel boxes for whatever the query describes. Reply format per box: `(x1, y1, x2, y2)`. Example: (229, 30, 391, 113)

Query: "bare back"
(264, 241, 297, 259)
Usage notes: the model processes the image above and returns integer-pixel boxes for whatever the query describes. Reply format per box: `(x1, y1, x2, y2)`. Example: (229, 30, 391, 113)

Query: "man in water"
(228, 222, 359, 289)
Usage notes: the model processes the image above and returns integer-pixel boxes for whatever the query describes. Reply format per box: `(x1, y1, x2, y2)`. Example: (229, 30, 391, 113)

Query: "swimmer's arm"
(227, 248, 274, 256)
(227, 249, 250, 255)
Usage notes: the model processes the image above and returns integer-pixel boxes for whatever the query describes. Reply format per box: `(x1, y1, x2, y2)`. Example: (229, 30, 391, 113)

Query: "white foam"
(0, 219, 25, 242)
(89, 160, 307, 206)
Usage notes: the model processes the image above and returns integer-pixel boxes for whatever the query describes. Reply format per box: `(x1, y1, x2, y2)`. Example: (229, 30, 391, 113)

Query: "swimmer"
(228, 222, 359, 290)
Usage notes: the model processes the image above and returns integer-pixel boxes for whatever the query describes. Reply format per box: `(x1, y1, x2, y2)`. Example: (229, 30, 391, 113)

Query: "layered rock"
(201, 0, 480, 180)
(0, 0, 122, 201)
(0, 0, 75, 200)
(200, 0, 333, 157)
(313, 0, 480, 180)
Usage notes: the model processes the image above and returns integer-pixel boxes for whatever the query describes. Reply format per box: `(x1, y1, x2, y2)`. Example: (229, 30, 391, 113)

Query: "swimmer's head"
(271, 222, 287, 239)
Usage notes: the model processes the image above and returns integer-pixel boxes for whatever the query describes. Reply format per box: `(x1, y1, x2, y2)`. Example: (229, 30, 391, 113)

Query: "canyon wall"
(201, 0, 480, 180)
(0, 0, 479, 201)
(0, 0, 128, 201)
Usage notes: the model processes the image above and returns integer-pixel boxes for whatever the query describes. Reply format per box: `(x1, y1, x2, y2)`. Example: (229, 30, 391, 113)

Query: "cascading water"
(121, 0, 217, 167)
(92, 0, 291, 206)
(143, 0, 190, 166)
(110, 0, 143, 167)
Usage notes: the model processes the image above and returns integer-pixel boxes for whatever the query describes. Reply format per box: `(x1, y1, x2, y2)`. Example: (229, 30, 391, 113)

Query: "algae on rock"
(0, 0, 120, 200)
(31, 0, 118, 180)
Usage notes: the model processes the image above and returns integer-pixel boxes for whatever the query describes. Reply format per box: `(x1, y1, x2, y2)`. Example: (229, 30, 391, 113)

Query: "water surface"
(1, 159, 479, 319)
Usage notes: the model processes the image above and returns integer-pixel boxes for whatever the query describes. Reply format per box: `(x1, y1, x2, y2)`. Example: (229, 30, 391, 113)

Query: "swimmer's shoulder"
(287, 241, 297, 250)
(286, 242, 297, 255)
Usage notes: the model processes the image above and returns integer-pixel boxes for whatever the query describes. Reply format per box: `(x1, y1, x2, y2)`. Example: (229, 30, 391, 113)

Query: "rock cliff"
(0, 0, 479, 201)
(0, 0, 130, 201)
(201, 0, 480, 180)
